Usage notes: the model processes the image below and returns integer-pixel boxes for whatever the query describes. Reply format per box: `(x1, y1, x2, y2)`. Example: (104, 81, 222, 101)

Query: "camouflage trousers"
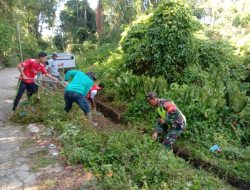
(162, 128, 183, 149)
(155, 117, 186, 149)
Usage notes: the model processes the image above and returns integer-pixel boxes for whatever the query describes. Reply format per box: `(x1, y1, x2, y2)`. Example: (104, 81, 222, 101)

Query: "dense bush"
(72, 41, 119, 69)
(196, 39, 234, 70)
(0, 17, 15, 55)
(97, 67, 249, 180)
(121, 1, 199, 82)
(91, 15, 249, 181)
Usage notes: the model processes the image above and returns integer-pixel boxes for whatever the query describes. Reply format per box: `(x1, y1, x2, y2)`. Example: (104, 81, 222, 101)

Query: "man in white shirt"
(47, 53, 63, 81)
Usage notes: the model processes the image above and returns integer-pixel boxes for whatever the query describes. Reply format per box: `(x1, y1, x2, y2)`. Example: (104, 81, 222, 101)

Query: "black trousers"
(12, 80, 38, 111)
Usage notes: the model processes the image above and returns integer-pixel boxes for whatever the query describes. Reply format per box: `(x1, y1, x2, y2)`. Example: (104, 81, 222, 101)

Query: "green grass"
(30, 149, 57, 172)
(12, 93, 234, 189)
(178, 141, 250, 181)
(62, 126, 234, 190)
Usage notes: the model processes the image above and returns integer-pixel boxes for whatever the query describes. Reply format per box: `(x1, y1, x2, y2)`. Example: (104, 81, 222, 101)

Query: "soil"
(37, 165, 93, 190)
(95, 100, 124, 123)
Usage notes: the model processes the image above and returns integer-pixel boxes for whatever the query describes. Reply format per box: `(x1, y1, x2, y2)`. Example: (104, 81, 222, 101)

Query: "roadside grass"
(30, 149, 57, 172)
(11, 92, 236, 189)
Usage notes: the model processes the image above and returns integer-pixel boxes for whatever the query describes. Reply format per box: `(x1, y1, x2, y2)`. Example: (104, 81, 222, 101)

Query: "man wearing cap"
(12, 52, 59, 111)
(145, 92, 186, 149)
(64, 70, 97, 126)
(47, 53, 63, 81)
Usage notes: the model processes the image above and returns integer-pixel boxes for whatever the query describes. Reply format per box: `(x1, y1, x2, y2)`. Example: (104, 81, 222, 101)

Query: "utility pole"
(61, 32, 64, 51)
(76, 0, 79, 27)
(84, 1, 87, 27)
(17, 22, 23, 62)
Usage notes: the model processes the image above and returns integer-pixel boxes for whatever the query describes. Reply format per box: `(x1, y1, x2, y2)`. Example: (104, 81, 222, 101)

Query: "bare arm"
(152, 132, 158, 140)
(45, 73, 59, 82)
(58, 63, 64, 67)
(89, 90, 98, 109)
(89, 98, 95, 109)
(18, 63, 27, 79)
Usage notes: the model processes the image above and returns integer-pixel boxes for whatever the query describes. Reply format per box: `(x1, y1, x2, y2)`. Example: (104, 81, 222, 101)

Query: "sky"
(42, 0, 98, 37)
(88, 0, 98, 10)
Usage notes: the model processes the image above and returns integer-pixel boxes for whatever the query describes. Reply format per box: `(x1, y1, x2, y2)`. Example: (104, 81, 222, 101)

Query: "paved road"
(0, 68, 38, 190)
(0, 68, 19, 121)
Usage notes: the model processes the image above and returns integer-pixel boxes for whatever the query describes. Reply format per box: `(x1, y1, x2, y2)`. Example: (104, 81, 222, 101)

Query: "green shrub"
(61, 127, 232, 189)
(196, 39, 234, 69)
(121, 1, 200, 82)
(3, 54, 20, 67)
(74, 41, 119, 69)
(124, 94, 157, 123)
(0, 17, 15, 54)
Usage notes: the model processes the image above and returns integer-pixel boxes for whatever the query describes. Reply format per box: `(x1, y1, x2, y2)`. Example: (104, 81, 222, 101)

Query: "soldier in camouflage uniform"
(145, 92, 186, 149)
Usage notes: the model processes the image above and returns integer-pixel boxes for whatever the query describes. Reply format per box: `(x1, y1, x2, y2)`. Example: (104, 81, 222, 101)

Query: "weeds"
(30, 149, 57, 172)
(12, 93, 233, 189)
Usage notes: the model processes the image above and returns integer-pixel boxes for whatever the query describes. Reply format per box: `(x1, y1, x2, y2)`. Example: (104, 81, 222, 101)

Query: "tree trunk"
(96, 0, 103, 39)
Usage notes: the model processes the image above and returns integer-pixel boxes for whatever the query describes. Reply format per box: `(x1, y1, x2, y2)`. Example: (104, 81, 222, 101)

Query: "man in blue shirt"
(64, 70, 97, 126)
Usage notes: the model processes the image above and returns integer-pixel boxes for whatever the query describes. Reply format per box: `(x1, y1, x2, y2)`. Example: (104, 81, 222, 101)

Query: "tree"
(188, 0, 250, 39)
(53, 34, 65, 51)
(0, 0, 15, 19)
(121, 1, 199, 82)
(101, 0, 162, 35)
(19, 0, 58, 38)
(0, 18, 15, 57)
(59, 0, 96, 44)
(96, 0, 103, 39)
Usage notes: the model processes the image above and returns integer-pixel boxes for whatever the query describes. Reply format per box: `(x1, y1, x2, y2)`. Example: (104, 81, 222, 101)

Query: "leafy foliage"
(0, 18, 15, 54)
(73, 41, 118, 69)
(59, 0, 96, 45)
(20, 0, 58, 37)
(196, 39, 233, 69)
(88, 1, 249, 182)
(11, 92, 233, 189)
(121, 1, 200, 82)
(62, 125, 232, 189)
(0, 0, 60, 64)
(8, 0, 250, 186)
(11, 92, 87, 133)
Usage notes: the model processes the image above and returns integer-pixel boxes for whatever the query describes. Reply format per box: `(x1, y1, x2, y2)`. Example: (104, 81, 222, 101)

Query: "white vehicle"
(52, 52, 76, 69)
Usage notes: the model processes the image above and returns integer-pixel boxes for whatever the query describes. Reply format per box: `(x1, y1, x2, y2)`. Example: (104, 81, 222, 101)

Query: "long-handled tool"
(36, 82, 55, 95)
(16, 77, 56, 95)
(15, 77, 66, 87)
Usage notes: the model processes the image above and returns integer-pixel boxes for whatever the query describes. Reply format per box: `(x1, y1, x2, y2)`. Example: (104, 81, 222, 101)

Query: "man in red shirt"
(86, 82, 105, 109)
(12, 52, 59, 111)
